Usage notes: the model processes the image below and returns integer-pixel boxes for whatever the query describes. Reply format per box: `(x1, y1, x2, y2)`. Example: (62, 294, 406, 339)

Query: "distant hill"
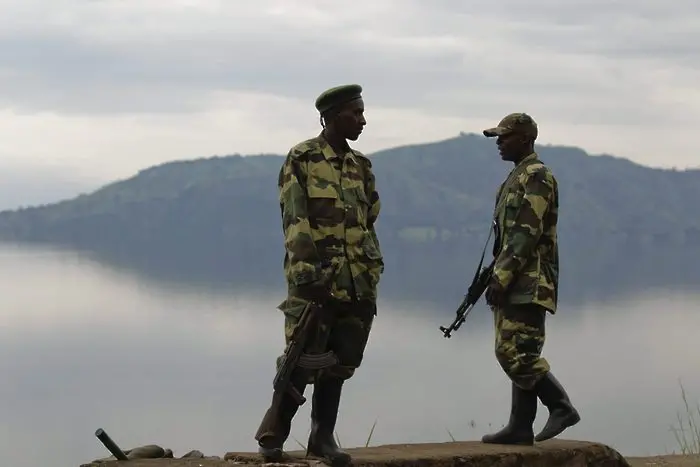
(0, 166, 98, 211)
(1, 132, 699, 305)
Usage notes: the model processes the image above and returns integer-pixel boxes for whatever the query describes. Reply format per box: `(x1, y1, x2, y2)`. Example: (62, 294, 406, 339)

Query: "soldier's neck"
(322, 127, 350, 155)
(512, 148, 535, 165)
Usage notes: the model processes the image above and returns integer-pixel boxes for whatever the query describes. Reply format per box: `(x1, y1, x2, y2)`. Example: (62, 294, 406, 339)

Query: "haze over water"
(0, 244, 698, 467)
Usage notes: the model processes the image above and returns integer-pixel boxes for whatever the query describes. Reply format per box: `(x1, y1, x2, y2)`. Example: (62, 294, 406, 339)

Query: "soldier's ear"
(322, 107, 342, 124)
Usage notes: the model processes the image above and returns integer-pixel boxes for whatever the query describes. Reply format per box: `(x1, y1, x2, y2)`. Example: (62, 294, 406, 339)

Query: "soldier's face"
(333, 98, 366, 141)
(496, 132, 527, 162)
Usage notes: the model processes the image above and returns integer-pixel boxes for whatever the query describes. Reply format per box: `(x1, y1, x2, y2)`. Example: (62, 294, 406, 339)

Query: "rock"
(181, 450, 204, 458)
(81, 439, 632, 467)
(225, 439, 631, 467)
(82, 444, 219, 466)
(88, 444, 168, 463)
(181, 449, 222, 460)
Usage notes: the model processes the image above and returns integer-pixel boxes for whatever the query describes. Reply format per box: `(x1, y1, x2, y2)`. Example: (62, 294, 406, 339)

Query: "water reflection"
(0, 245, 698, 467)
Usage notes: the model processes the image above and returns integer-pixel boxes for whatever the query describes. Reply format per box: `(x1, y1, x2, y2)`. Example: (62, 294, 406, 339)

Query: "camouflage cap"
(315, 84, 363, 114)
(483, 112, 538, 140)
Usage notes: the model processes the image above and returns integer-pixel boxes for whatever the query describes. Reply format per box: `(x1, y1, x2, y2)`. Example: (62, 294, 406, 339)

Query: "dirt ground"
(82, 459, 700, 467)
(82, 439, 700, 467)
(626, 455, 700, 466)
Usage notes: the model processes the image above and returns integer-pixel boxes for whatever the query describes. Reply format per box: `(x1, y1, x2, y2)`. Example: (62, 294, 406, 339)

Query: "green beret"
(315, 84, 363, 114)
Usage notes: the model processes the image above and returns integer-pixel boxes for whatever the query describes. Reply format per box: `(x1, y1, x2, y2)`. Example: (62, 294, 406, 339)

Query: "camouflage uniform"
(254, 85, 383, 463)
(276, 133, 383, 381)
(481, 113, 580, 446)
(491, 148, 558, 390)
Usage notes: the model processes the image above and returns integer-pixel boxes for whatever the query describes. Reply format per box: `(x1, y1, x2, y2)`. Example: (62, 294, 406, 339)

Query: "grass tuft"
(365, 419, 378, 447)
(669, 379, 700, 455)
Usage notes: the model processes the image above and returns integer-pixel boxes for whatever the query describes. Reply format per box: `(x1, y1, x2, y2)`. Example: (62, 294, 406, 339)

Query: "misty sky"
(0, 0, 698, 183)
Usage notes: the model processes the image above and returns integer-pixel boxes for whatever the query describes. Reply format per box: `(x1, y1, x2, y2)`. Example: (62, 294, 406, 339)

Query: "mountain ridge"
(0, 131, 698, 305)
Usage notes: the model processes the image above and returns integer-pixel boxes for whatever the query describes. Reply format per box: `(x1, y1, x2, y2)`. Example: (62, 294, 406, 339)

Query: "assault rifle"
(256, 298, 339, 441)
(439, 220, 498, 338)
(272, 299, 338, 405)
(439, 262, 493, 338)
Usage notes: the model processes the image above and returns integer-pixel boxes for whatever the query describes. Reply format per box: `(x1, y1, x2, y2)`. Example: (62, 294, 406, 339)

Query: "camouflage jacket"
(277, 133, 384, 303)
(492, 152, 559, 313)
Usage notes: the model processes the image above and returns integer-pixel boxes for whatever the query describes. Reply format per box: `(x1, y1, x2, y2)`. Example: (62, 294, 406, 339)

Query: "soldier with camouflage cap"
(480, 112, 580, 446)
(254, 84, 383, 466)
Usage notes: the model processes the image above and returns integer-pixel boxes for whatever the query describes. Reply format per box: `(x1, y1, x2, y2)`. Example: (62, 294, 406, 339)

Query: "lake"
(0, 244, 698, 467)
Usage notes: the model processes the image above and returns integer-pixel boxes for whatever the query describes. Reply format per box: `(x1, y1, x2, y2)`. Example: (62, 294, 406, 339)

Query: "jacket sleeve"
(492, 168, 554, 290)
(365, 164, 382, 252)
(278, 151, 323, 286)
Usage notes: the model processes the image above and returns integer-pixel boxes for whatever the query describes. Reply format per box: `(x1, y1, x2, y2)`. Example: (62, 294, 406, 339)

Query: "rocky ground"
(627, 455, 700, 467)
(79, 439, 700, 467)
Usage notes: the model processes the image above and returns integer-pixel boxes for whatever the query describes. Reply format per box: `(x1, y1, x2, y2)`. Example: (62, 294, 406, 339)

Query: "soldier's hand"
(294, 280, 329, 303)
(485, 280, 506, 308)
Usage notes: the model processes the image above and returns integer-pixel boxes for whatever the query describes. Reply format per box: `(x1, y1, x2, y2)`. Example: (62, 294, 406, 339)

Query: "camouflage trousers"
(277, 295, 376, 382)
(492, 303, 550, 390)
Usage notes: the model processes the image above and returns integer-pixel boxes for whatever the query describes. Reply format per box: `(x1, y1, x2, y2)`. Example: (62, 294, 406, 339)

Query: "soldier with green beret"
(480, 112, 581, 445)
(254, 84, 383, 466)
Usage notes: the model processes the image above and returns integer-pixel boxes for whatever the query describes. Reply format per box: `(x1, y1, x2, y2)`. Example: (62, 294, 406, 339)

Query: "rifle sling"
(470, 221, 495, 288)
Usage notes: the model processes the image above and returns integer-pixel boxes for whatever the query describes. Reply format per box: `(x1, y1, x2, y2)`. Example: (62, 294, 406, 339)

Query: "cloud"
(0, 0, 697, 179)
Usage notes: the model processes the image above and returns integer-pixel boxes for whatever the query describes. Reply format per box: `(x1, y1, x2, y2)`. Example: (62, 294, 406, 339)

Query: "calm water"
(0, 244, 698, 467)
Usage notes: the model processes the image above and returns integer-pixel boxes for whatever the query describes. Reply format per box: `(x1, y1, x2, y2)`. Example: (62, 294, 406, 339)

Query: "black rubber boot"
(306, 377, 352, 466)
(254, 372, 308, 463)
(482, 383, 537, 446)
(534, 372, 581, 442)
